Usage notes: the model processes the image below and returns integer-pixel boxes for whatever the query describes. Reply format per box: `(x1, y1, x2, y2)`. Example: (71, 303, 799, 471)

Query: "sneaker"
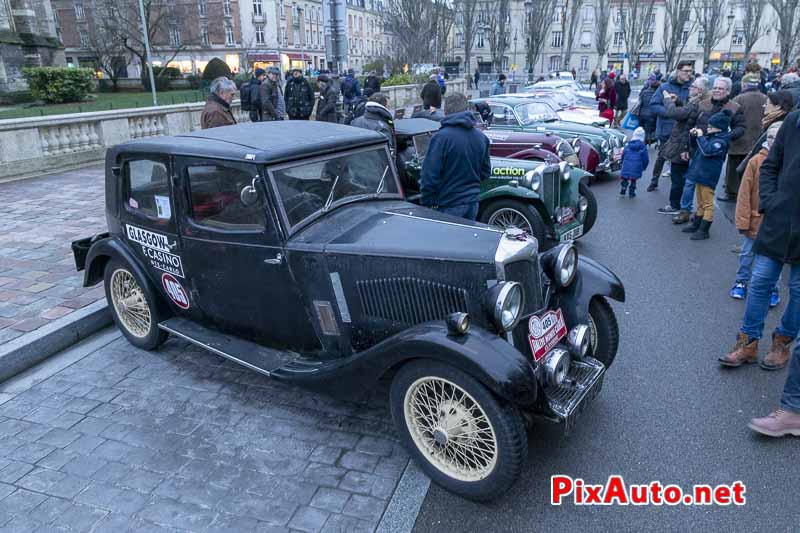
(729, 282, 746, 300)
(661, 170, 671, 178)
(748, 409, 800, 437)
(770, 288, 781, 308)
(629, 191, 636, 198)
(619, 189, 627, 197)
(657, 205, 679, 215)
(646, 183, 658, 192)
(731, 244, 742, 254)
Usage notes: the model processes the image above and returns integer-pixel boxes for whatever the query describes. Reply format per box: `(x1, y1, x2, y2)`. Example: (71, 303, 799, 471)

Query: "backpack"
(342, 77, 356, 99)
(240, 81, 252, 111)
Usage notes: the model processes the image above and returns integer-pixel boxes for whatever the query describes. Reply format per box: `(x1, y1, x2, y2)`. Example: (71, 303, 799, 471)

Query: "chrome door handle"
(264, 253, 283, 265)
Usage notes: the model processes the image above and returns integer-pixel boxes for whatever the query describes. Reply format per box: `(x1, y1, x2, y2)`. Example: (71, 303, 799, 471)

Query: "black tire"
(587, 296, 619, 368)
(103, 259, 167, 351)
(480, 198, 548, 244)
(390, 360, 528, 501)
(578, 181, 598, 236)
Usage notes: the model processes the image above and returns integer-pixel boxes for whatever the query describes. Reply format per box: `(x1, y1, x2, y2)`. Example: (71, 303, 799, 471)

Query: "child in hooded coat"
(619, 127, 650, 198)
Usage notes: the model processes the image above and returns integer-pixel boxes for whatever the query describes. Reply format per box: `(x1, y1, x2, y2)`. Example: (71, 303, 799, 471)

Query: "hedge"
(21, 67, 94, 104)
(202, 58, 232, 80)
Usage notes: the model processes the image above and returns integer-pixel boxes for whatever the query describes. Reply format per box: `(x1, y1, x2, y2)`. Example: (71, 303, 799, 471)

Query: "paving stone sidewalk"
(0, 166, 107, 344)
(0, 331, 409, 532)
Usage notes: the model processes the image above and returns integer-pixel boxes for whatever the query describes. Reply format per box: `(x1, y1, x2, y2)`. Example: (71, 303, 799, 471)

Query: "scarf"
(762, 108, 786, 130)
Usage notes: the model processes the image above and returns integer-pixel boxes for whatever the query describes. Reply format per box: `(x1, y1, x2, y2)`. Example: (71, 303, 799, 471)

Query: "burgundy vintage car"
(480, 128, 601, 177)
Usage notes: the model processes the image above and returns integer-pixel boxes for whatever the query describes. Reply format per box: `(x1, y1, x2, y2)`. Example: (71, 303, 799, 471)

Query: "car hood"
(557, 110, 609, 127)
(290, 201, 502, 264)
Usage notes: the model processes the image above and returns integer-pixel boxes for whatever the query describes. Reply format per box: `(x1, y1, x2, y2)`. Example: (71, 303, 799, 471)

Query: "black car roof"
(394, 118, 440, 136)
(108, 121, 387, 165)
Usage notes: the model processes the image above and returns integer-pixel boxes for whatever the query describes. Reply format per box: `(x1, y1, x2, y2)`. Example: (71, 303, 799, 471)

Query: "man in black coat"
(315, 75, 338, 123)
(364, 71, 382, 97)
(420, 93, 490, 220)
(613, 73, 631, 127)
(284, 68, 315, 120)
(739, 111, 800, 437)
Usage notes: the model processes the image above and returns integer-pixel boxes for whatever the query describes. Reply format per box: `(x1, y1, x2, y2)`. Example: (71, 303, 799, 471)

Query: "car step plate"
(158, 318, 297, 376)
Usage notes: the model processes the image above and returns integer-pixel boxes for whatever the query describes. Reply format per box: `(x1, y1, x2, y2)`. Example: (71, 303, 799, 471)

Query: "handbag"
(600, 108, 614, 121)
(620, 111, 639, 130)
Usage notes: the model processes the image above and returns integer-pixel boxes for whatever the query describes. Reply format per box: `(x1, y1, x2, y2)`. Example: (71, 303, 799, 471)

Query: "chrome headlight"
(601, 139, 610, 152)
(486, 281, 524, 332)
(570, 137, 581, 153)
(558, 161, 570, 182)
(543, 348, 571, 386)
(555, 243, 578, 285)
(578, 196, 589, 212)
(523, 169, 542, 191)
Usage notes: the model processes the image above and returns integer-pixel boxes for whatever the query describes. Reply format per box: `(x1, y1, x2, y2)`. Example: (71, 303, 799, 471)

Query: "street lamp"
(726, 12, 735, 71)
(512, 30, 518, 81)
(137, 0, 157, 106)
(524, 0, 532, 81)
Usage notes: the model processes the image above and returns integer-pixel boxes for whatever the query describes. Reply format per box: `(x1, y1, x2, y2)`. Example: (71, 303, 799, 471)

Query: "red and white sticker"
(161, 273, 190, 309)
(528, 308, 568, 361)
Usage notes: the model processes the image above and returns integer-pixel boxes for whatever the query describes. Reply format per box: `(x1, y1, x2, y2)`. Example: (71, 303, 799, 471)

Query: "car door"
(118, 155, 187, 302)
(173, 156, 320, 351)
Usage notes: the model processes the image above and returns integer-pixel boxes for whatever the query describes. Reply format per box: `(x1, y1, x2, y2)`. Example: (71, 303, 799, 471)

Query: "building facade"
(0, 0, 64, 92)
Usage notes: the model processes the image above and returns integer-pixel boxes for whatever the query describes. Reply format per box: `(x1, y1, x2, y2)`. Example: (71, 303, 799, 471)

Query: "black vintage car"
(72, 121, 625, 501)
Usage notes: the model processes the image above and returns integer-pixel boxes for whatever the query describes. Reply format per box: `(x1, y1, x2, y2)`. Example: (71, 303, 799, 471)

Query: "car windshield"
(273, 147, 398, 228)
(516, 102, 559, 124)
(536, 92, 573, 108)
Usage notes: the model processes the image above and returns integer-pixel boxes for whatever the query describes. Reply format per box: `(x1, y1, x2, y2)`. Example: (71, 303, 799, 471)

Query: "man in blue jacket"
(420, 94, 491, 220)
(646, 60, 694, 194)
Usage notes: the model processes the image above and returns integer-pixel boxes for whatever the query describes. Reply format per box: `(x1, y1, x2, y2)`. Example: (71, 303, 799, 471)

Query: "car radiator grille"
(503, 259, 542, 315)
(541, 168, 559, 216)
(356, 278, 468, 324)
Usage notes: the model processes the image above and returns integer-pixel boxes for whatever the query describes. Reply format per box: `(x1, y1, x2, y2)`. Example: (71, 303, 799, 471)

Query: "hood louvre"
(356, 277, 468, 325)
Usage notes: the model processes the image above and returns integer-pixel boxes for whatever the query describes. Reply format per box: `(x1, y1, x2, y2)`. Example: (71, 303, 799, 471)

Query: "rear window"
(126, 159, 171, 221)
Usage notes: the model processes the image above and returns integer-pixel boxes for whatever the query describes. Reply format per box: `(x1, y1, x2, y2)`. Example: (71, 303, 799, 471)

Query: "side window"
(186, 164, 266, 230)
(490, 105, 515, 126)
(125, 159, 171, 221)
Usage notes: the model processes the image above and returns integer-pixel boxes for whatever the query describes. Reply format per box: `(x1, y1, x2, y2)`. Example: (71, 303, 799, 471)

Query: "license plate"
(612, 147, 623, 161)
(528, 308, 568, 361)
(559, 224, 583, 242)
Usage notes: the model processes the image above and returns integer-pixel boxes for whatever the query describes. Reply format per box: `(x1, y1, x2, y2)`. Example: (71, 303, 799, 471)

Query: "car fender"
(480, 184, 542, 204)
(556, 256, 625, 327)
(272, 322, 539, 407)
(570, 167, 593, 184)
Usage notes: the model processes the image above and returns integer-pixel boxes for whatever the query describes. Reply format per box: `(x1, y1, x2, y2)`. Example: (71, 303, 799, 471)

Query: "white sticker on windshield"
(155, 196, 171, 220)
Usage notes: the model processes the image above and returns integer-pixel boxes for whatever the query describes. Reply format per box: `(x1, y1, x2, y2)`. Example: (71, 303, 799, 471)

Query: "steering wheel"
(284, 192, 324, 223)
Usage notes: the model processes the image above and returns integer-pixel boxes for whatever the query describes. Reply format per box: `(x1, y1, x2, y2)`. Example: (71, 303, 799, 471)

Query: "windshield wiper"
(322, 175, 340, 212)
(375, 165, 390, 196)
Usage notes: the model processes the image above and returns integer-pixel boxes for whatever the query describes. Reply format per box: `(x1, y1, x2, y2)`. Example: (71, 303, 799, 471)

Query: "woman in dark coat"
(638, 79, 660, 144)
(736, 90, 795, 173)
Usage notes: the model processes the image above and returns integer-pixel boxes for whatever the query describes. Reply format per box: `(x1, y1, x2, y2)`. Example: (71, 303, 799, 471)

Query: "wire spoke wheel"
(487, 208, 532, 235)
(110, 269, 152, 339)
(404, 376, 498, 482)
(588, 313, 598, 354)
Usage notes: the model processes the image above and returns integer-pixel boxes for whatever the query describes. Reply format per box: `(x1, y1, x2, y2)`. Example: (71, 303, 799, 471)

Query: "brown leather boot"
(719, 333, 758, 367)
(760, 333, 794, 370)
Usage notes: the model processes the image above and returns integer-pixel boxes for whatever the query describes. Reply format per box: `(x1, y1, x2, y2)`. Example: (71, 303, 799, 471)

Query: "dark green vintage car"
(395, 118, 597, 244)
(472, 97, 627, 176)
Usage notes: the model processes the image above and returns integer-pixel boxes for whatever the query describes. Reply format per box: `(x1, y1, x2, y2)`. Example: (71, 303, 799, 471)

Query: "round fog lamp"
(567, 324, 590, 359)
(446, 312, 470, 335)
(544, 348, 571, 386)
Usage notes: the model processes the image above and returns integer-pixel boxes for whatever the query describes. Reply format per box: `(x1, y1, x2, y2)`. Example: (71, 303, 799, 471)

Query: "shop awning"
(250, 53, 280, 61)
(284, 53, 312, 61)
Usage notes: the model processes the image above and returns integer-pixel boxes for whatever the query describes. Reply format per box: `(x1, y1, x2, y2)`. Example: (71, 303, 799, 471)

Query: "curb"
(0, 300, 112, 383)
(376, 460, 431, 533)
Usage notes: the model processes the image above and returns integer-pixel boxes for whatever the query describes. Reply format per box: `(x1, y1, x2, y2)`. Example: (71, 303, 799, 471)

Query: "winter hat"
(708, 109, 732, 131)
(608, 72, 616, 79)
(318, 74, 330, 83)
(632, 127, 645, 142)
(254, 68, 266, 77)
(742, 74, 760, 87)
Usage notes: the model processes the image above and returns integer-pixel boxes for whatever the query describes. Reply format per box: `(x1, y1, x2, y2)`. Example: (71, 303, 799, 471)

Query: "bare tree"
(385, 0, 437, 64)
(738, 0, 768, 59)
(487, 0, 511, 71)
(432, 0, 456, 65)
(694, 0, 730, 69)
(84, 2, 130, 90)
(560, 0, 584, 70)
(525, 0, 556, 79)
(618, 0, 658, 70)
(594, 0, 612, 68)
(454, 0, 481, 75)
(767, 0, 800, 68)
(661, 0, 696, 72)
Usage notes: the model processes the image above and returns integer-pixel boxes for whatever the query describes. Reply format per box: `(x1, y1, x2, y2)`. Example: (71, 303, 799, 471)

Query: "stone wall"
(0, 79, 466, 181)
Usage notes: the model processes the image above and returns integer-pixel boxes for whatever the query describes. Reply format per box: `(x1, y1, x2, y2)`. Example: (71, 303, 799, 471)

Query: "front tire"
(390, 360, 527, 501)
(104, 259, 167, 350)
(578, 181, 598, 236)
(481, 198, 548, 245)
(587, 296, 619, 368)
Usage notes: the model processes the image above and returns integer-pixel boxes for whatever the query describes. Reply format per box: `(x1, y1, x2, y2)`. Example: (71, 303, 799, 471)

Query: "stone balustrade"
(0, 79, 467, 182)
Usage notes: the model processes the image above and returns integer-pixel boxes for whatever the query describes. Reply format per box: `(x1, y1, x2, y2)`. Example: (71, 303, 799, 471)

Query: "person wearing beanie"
(315, 74, 339, 123)
(681, 109, 732, 239)
(728, 73, 767, 200)
(619, 127, 649, 198)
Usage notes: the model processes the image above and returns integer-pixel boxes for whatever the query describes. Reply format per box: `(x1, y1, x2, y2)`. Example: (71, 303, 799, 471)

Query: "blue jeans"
(735, 236, 756, 283)
(740, 255, 800, 340)
(781, 343, 800, 412)
(680, 177, 695, 211)
(438, 202, 479, 221)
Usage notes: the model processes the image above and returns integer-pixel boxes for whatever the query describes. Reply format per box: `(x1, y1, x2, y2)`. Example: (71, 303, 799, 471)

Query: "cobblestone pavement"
(0, 330, 409, 532)
(0, 166, 107, 344)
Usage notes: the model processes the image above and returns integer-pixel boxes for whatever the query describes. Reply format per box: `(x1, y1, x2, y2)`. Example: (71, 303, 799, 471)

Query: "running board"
(158, 318, 297, 377)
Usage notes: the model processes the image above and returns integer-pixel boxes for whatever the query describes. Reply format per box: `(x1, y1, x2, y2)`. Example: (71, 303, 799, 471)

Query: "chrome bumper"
(542, 355, 606, 433)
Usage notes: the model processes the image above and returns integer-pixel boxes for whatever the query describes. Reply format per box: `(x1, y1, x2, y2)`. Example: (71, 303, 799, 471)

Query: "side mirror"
(240, 178, 261, 207)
